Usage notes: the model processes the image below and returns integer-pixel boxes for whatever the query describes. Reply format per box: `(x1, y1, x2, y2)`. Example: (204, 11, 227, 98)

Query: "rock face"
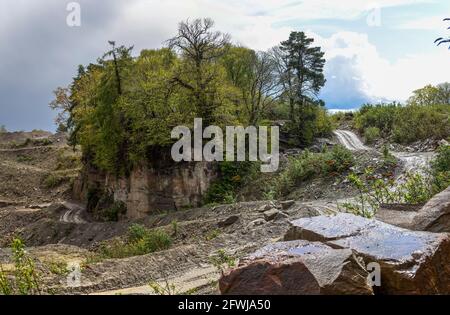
(219, 240, 373, 295)
(285, 213, 450, 294)
(73, 160, 217, 219)
(411, 186, 450, 233)
(375, 204, 423, 229)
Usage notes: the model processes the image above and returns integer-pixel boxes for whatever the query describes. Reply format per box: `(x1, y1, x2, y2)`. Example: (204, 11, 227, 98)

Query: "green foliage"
(355, 102, 450, 144)
(364, 127, 381, 144)
(381, 145, 397, 167)
(204, 161, 259, 204)
(276, 146, 354, 196)
(42, 173, 66, 189)
(149, 280, 180, 295)
(210, 249, 236, 275)
(392, 105, 450, 143)
(430, 144, 450, 192)
(47, 261, 69, 276)
(50, 20, 331, 176)
(341, 163, 446, 218)
(86, 188, 126, 221)
(55, 150, 81, 170)
(0, 238, 42, 295)
(101, 201, 127, 222)
(0, 125, 6, 133)
(205, 228, 221, 241)
(285, 104, 334, 145)
(400, 173, 433, 204)
(171, 220, 178, 236)
(407, 83, 450, 106)
(16, 154, 34, 163)
(100, 224, 172, 259)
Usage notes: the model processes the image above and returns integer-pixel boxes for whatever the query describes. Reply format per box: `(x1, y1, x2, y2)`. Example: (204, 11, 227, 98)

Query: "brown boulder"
(411, 186, 450, 232)
(286, 213, 450, 294)
(219, 240, 373, 295)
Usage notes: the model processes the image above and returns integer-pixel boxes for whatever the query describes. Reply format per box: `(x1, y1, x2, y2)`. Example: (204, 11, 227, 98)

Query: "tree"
(0, 125, 6, 133)
(435, 18, 450, 49)
(273, 32, 326, 120)
(437, 82, 450, 105)
(167, 18, 231, 125)
(49, 86, 71, 131)
(272, 32, 327, 144)
(408, 83, 450, 106)
(221, 46, 280, 124)
(408, 84, 442, 106)
(102, 41, 134, 96)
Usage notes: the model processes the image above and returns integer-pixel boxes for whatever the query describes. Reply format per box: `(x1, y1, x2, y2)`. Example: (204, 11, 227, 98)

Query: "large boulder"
(285, 213, 450, 294)
(219, 240, 373, 295)
(375, 204, 422, 229)
(411, 186, 450, 232)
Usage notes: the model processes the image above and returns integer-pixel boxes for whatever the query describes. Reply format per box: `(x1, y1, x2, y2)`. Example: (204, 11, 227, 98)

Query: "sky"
(0, 0, 449, 131)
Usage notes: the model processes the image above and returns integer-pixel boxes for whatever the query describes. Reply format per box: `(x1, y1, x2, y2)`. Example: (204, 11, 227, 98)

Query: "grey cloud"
(0, 0, 129, 131)
(320, 55, 373, 109)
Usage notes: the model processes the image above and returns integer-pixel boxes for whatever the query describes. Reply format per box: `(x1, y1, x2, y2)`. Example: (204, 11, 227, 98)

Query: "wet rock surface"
(220, 240, 373, 295)
(285, 213, 450, 294)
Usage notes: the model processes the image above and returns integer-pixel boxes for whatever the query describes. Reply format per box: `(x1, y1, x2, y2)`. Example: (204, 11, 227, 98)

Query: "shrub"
(102, 201, 127, 222)
(209, 250, 236, 275)
(128, 224, 149, 243)
(324, 145, 355, 173)
(430, 144, 450, 193)
(364, 127, 380, 144)
(55, 150, 81, 170)
(100, 225, 172, 259)
(399, 173, 433, 204)
(204, 161, 259, 204)
(43, 173, 66, 189)
(355, 103, 450, 144)
(0, 238, 42, 295)
(87, 189, 127, 221)
(381, 145, 397, 167)
(275, 145, 354, 196)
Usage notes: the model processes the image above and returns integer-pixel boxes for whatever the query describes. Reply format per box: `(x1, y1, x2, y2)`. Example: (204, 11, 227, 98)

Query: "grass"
(275, 145, 354, 197)
(16, 154, 34, 163)
(47, 261, 69, 276)
(99, 224, 172, 259)
(205, 228, 221, 241)
(42, 173, 67, 189)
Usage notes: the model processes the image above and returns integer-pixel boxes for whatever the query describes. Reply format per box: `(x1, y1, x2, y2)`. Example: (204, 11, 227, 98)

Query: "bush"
(364, 127, 380, 144)
(0, 238, 42, 295)
(393, 105, 450, 143)
(354, 103, 450, 144)
(100, 225, 172, 259)
(431, 144, 450, 193)
(204, 161, 259, 204)
(128, 224, 149, 243)
(275, 145, 354, 196)
(42, 173, 66, 188)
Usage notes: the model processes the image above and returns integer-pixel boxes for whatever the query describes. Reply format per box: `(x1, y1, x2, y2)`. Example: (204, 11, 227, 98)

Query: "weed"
(210, 250, 236, 275)
(0, 238, 42, 295)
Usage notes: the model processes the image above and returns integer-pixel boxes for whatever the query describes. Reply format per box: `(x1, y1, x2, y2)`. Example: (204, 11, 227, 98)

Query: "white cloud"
(310, 31, 450, 104)
(396, 15, 449, 30)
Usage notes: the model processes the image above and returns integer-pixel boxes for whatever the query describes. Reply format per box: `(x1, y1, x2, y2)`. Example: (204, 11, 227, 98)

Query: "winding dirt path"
(60, 201, 87, 224)
(333, 130, 370, 151)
